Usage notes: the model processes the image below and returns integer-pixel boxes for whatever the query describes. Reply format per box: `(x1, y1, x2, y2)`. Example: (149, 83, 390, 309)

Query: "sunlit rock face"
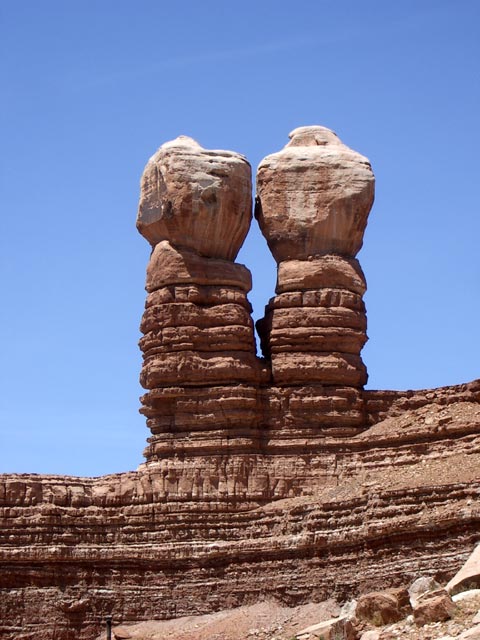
(136, 135, 252, 260)
(255, 125, 374, 262)
(137, 128, 376, 456)
(255, 126, 374, 389)
(2, 128, 478, 640)
(136, 136, 263, 462)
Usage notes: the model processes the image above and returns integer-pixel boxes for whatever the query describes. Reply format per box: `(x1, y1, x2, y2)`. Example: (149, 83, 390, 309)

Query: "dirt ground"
(107, 599, 340, 640)
(103, 592, 480, 640)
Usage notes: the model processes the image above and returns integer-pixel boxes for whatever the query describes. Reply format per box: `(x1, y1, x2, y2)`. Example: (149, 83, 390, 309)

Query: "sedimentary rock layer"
(2, 129, 478, 640)
(0, 380, 479, 640)
(256, 127, 374, 399)
(135, 137, 266, 461)
(138, 243, 264, 459)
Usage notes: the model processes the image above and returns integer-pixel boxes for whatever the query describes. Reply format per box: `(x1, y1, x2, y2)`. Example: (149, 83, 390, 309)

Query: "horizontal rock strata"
(139, 241, 266, 459)
(2, 130, 478, 640)
(136, 138, 266, 462)
(255, 127, 373, 433)
(0, 381, 479, 640)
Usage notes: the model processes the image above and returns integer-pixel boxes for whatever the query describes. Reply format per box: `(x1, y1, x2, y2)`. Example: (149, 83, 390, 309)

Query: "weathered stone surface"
(140, 301, 253, 334)
(356, 591, 405, 626)
(459, 627, 480, 640)
(277, 255, 367, 295)
(146, 240, 252, 292)
(134, 137, 271, 461)
(266, 326, 368, 355)
(409, 576, 442, 607)
(139, 256, 264, 417)
(268, 288, 366, 312)
(263, 385, 367, 439)
(359, 632, 380, 640)
(269, 352, 368, 386)
(145, 284, 252, 309)
(139, 324, 255, 356)
(447, 544, 480, 595)
(137, 136, 252, 260)
(387, 587, 413, 616)
(413, 590, 456, 626)
(141, 350, 264, 388)
(257, 293, 369, 385)
(0, 382, 480, 638)
(1, 131, 480, 640)
(452, 588, 480, 603)
(295, 615, 357, 639)
(261, 306, 367, 331)
(256, 125, 374, 262)
(255, 126, 372, 392)
(138, 128, 375, 450)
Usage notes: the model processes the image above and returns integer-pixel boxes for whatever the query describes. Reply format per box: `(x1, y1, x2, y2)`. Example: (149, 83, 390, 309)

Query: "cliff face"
(0, 128, 479, 640)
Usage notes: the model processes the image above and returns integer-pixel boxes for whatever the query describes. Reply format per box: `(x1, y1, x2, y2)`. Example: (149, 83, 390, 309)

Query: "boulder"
(112, 626, 133, 639)
(387, 587, 412, 616)
(355, 591, 405, 626)
(359, 632, 380, 640)
(413, 589, 456, 626)
(256, 125, 374, 262)
(137, 135, 252, 260)
(458, 627, 480, 639)
(447, 544, 480, 595)
(408, 575, 442, 607)
(295, 615, 357, 639)
(452, 588, 480, 603)
(340, 599, 358, 620)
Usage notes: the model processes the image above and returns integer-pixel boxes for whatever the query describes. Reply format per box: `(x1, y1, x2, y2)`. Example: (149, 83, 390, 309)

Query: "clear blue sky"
(1, 1, 479, 476)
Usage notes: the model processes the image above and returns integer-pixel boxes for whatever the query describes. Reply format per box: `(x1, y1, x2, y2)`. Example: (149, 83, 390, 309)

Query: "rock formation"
(0, 128, 479, 640)
(255, 126, 374, 262)
(136, 135, 252, 260)
(256, 126, 373, 440)
(137, 136, 267, 464)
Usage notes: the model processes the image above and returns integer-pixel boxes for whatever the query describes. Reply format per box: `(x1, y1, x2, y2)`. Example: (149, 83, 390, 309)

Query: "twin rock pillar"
(256, 126, 375, 446)
(137, 127, 375, 465)
(137, 136, 266, 462)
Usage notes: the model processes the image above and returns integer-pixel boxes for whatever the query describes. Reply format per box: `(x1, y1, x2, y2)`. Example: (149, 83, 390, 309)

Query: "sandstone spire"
(136, 137, 264, 462)
(256, 126, 374, 427)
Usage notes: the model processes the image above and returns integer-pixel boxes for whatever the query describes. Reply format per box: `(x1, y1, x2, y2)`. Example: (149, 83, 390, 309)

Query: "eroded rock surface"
(137, 135, 252, 260)
(255, 125, 374, 262)
(0, 130, 479, 640)
(136, 138, 264, 461)
(447, 544, 480, 595)
(1, 380, 479, 640)
(256, 126, 373, 425)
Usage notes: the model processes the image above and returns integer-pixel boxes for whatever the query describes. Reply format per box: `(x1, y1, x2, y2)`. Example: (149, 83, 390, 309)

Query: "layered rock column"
(137, 136, 264, 461)
(256, 126, 375, 437)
